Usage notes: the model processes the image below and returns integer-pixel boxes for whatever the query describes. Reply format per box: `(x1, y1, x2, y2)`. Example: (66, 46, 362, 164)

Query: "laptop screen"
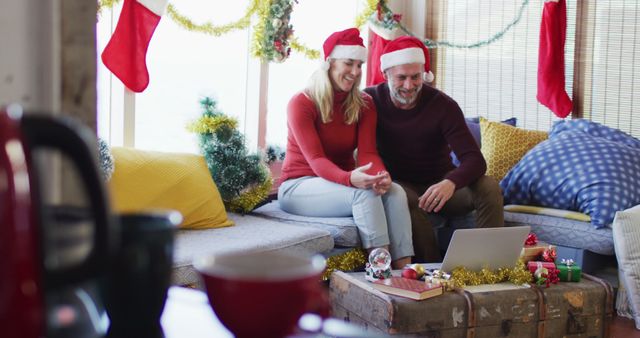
(438, 226, 531, 273)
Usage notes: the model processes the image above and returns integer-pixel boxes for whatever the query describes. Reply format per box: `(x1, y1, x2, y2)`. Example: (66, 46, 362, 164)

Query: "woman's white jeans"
(278, 176, 414, 260)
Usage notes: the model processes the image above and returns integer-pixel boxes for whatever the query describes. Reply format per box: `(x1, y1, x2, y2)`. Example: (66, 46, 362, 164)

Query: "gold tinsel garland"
(166, 1, 260, 37)
(250, 0, 276, 60)
(354, 0, 379, 29)
(98, 0, 378, 62)
(321, 248, 367, 281)
(187, 115, 238, 135)
(290, 37, 320, 60)
(98, 0, 260, 37)
(449, 260, 532, 288)
(226, 175, 273, 213)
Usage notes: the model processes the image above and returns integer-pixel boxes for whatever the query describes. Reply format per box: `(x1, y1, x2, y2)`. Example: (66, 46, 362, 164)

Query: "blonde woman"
(278, 28, 413, 269)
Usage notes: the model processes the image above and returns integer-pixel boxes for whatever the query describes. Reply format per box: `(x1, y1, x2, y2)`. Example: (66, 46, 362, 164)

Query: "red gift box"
(527, 261, 556, 274)
(521, 242, 556, 263)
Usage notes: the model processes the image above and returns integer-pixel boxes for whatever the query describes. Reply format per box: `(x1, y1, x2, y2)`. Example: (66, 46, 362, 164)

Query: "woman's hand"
(350, 163, 386, 189)
(372, 171, 391, 195)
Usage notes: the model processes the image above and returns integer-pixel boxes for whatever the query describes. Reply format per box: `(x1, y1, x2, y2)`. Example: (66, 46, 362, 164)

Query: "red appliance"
(0, 105, 116, 338)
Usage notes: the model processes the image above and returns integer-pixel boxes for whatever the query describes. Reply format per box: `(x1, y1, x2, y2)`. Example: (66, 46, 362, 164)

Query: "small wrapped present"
(521, 242, 556, 263)
(557, 259, 582, 282)
(527, 261, 556, 274)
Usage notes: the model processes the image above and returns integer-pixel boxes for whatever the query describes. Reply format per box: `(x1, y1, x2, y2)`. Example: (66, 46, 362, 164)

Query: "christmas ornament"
(409, 264, 425, 279)
(542, 246, 557, 262)
(525, 232, 538, 246)
(101, 0, 169, 92)
(365, 248, 392, 282)
(534, 266, 559, 288)
(537, 0, 572, 118)
(252, 0, 296, 63)
(369, 248, 391, 270)
(425, 269, 454, 291)
(401, 267, 418, 280)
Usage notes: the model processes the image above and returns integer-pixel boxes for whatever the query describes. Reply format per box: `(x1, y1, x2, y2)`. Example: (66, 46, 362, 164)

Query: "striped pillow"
(612, 204, 640, 329)
(504, 205, 591, 222)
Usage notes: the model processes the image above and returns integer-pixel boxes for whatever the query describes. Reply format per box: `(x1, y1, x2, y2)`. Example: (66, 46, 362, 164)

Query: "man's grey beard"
(389, 81, 422, 106)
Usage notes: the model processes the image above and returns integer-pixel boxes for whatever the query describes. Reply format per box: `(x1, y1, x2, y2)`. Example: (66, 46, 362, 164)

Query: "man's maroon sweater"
(364, 83, 486, 189)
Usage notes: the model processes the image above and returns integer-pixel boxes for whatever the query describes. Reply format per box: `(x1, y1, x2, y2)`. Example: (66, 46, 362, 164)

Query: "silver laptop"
(437, 226, 531, 273)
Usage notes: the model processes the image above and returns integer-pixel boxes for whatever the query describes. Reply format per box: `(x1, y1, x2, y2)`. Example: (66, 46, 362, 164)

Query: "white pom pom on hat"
(380, 36, 434, 82)
(320, 28, 367, 70)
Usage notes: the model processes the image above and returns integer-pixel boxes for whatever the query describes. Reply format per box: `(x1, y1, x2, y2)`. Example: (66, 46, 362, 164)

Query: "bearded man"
(364, 36, 504, 263)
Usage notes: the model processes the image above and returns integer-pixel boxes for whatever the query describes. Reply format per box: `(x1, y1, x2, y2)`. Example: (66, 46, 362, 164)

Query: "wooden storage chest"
(329, 271, 613, 338)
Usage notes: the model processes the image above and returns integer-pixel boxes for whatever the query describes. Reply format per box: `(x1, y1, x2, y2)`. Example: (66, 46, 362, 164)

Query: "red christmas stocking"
(101, 0, 168, 93)
(367, 28, 389, 87)
(367, 20, 401, 86)
(537, 0, 572, 118)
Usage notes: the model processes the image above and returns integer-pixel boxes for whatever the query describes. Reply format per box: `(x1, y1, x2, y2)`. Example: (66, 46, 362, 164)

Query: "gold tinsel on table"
(226, 177, 273, 213)
(449, 260, 532, 288)
(321, 248, 367, 281)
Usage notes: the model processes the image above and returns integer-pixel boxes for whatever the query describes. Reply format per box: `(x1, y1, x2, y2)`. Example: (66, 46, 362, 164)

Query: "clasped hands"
(350, 163, 391, 195)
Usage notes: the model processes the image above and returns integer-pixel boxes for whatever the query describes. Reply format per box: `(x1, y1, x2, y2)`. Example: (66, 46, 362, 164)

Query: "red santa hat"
(380, 36, 434, 82)
(320, 28, 367, 70)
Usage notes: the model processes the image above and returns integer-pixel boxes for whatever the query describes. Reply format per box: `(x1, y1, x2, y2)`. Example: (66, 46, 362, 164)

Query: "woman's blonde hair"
(305, 59, 366, 124)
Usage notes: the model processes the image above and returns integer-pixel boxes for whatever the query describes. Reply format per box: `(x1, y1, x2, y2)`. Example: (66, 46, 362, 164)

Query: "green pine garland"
(190, 97, 272, 213)
(265, 144, 286, 164)
(98, 137, 114, 181)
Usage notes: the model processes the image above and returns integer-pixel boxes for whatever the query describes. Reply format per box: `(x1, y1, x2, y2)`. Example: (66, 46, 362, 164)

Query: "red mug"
(195, 251, 326, 338)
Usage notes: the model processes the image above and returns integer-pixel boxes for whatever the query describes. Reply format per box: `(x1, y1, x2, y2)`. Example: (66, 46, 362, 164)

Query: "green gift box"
(557, 260, 582, 282)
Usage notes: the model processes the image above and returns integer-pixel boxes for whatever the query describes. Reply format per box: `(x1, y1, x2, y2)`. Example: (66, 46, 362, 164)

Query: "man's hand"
(372, 171, 391, 195)
(418, 179, 456, 213)
(350, 163, 386, 189)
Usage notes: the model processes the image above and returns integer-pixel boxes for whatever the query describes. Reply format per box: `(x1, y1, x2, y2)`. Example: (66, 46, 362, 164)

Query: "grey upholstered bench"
(172, 212, 334, 288)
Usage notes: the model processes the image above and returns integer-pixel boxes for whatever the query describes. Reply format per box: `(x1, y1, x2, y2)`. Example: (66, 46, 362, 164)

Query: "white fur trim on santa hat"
(319, 60, 330, 71)
(423, 71, 434, 83)
(368, 22, 402, 41)
(328, 45, 367, 62)
(380, 47, 425, 72)
(138, 0, 169, 16)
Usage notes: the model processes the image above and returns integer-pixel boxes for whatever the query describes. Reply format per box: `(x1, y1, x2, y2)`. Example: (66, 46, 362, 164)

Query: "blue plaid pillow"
(501, 120, 640, 228)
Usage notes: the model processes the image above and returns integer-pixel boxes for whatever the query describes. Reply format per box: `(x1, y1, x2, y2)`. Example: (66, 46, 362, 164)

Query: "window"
(98, 0, 366, 152)
(98, 0, 640, 151)
(97, 0, 260, 153)
(433, 0, 640, 138)
(585, 0, 640, 137)
(266, 0, 368, 148)
(436, 0, 576, 131)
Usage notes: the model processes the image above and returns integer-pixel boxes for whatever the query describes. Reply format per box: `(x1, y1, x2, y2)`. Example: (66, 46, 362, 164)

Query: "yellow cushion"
(108, 147, 234, 230)
(480, 118, 548, 181)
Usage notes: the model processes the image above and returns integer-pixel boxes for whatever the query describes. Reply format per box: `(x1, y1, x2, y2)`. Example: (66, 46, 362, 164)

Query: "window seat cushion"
(173, 212, 333, 287)
(252, 201, 361, 247)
